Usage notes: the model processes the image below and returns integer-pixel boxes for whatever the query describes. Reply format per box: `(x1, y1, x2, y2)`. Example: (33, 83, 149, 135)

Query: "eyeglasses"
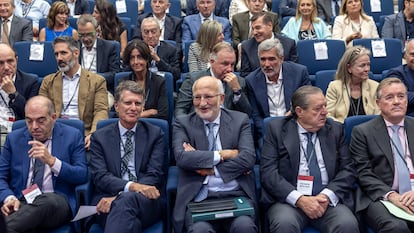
(193, 94, 221, 102)
(78, 32, 96, 38)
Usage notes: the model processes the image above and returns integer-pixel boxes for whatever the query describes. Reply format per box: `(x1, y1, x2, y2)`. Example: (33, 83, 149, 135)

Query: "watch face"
(8, 93, 15, 99)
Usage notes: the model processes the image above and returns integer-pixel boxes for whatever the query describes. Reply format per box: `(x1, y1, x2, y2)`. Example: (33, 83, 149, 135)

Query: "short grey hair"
(77, 14, 98, 28)
(141, 17, 161, 30)
(115, 80, 145, 103)
(258, 38, 284, 58)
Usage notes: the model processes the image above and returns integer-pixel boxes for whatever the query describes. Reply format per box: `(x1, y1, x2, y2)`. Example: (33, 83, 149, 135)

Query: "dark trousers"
(6, 193, 71, 233)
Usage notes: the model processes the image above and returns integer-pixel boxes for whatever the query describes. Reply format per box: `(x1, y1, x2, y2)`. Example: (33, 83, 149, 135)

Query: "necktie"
(193, 123, 217, 202)
(2, 19, 9, 45)
(32, 158, 45, 190)
(390, 125, 411, 194)
(121, 130, 137, 182)
(304, 132, 322, 195)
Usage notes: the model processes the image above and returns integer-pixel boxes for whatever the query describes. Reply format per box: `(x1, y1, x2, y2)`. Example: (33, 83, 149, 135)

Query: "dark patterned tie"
(304, 132, 322, 195)
(121, 130, 137, 182)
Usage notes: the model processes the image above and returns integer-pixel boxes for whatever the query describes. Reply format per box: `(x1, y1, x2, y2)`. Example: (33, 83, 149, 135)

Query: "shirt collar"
(118, 121, 137, 136)
(202, 111, 221, 126)
(384, 118, 405, 128)
(62, 66, 82, 80)
(82, 39, 97, 51)
(199, 13, 213, 21)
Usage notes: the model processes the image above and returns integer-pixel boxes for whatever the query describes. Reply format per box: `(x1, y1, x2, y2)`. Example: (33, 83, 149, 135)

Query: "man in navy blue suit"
(0, 95, 88, 232)
(89, 80, 165, 233)
(246, 38, 310, 146)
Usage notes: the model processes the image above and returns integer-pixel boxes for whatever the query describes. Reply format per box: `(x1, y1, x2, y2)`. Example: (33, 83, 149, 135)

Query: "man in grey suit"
(0, 0, 32, 46)
(316, 0, 340, 25)
(350, 77, 414, 233)
(261, 85, 358, 233)
(175, 42, 251, 116)
(172, 76, 257, 233)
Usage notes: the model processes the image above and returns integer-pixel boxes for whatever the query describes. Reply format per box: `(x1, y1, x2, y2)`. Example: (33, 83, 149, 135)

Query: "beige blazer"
(332, 15, 379, 45)
(326, 79, 380, 123)
(39, 68, 109, 135)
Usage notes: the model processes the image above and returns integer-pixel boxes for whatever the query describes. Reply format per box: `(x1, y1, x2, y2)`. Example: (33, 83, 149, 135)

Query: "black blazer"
(156, 41, 181, 81)
(11, 69, 40, 120)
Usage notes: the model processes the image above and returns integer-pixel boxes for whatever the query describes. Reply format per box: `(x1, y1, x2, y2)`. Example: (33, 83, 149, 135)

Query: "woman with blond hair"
(326, 46, 380, 123)
(281, 0, 331, 42)
(39, 1, 78, 41)
(187, 20, 224, 73)
(332, 0, 378, 45)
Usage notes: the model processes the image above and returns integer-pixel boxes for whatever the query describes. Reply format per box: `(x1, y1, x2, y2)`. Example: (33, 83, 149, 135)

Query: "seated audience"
(39, 36, 109, 149)
(261, 86, 359, 233)
(14, 0, 50, 38)
(246, 38, 310, 145)
(93, 0, 127, 56)
(118, 39, 168, 121)
(89, 80, 165, 233)
(53, 0, 90, 17)
(0, 0, 33, 47)
(281, 0, 331, 42)
(332, 0, 378, 45)
(241, 12, 297, 77)
(39, 1, 79, 42)
(350, 77, 414, 233)
(326, 45, 379, 123)
(0, 95, 88, 232)
(386, 39, 414, 116)
(188, 20, 224, 73)
(186, 0, 228, 18)
(229, 0, 268, 23)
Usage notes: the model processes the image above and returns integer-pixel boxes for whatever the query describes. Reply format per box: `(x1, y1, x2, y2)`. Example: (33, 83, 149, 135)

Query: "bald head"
(25, 96, 57, 141)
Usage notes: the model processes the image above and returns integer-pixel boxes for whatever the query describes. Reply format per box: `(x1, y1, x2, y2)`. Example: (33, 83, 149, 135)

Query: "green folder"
(188, 196, 254, 222)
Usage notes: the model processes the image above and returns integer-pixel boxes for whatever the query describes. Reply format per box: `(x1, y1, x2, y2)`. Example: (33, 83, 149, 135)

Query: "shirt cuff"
(124, 181, 133, 192)
(321, 188, 339, 207)
(384, 191, 396, 201)
(50, 158, 62, 176)
(286, 190, 303, 207)
(213, 151, 220, 165)
(4, 195, 17, 204)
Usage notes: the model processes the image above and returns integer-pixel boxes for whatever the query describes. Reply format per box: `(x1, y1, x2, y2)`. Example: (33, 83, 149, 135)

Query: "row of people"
(2, 76, 414, 233)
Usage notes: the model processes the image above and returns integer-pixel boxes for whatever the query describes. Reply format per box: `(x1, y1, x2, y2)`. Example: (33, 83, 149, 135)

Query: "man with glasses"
(350, 78, 414, 232)
(77, 14, 120, 94)
(175, 42, 251, 116)
(172, 76, 257, 233)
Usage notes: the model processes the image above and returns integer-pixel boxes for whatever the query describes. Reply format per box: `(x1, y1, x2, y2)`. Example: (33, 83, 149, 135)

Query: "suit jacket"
(332, 15, 379, 44)
(89, 120, 166, 205)
(246, 63, 311, 142)
(186, 0, 229, 18)
(386, 65, 414, 116)
(382, 12, 406, 51)
(0, 122, 88, 215)
(182, 14, 232, 45)
(172, 108, 257, 233)
(39, 69, 109, 136)
(156, 41, 181, 81)
(350, 116, 414, 212)
(326, 79, 380, 123)
(11, 69, 40, 120)
(231, 11, 279, 48)
(316, 0, 334, 24)
(119, 71, 169, 121)
(260, 117, 355, 210)
(174, 69, 251, 116)
(133, 13, 183, 46)
(240, 34, 297, 77)
(54, 0, 89, 15)
(79, 38, 120, 93)
(280, 0, 297, 18)
(0, 15, 33, 47)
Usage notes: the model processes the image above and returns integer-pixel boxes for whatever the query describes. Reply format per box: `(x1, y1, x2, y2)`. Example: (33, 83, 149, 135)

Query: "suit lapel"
(372, 117, 394, 172)
(77, 69, 89, 120)
(110, 124, 123, 176)
(54, 73, 64, 117)
(254, 72, 270, 116)
(191, 115, 209, 150)
(96, 39, 103, 71)
(218, 111, 232, 148)
(282, 119, 301, 173)
(22, 129, 33, 186)
(133, 121, 145, 176)
(318, 123, 336, 179)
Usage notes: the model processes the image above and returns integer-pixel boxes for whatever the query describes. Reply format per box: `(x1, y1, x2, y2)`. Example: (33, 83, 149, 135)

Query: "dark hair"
(95, 0, 123, 41)
(291, 86, 322, 118)
(122, 39, 152, 68)
(47, 1, 70, 29)
(251, 11, 273, 26)
(53, 36, 80, 52)
(115, 80, 145, 102)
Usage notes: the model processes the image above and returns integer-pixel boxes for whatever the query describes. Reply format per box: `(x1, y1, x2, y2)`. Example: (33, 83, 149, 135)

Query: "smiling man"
(246, 38, 310, 146)
(39, 36, 108, 149)
(0, 0, 32, 46)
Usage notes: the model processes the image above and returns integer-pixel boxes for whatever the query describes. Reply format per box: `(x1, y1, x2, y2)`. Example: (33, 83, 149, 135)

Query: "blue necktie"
(193, 123, 217, 202)
(304, 132, 322, 195)
(390, 125, 411, 194)
(32, 158, 45, 190)
(121, 130, 137, 182)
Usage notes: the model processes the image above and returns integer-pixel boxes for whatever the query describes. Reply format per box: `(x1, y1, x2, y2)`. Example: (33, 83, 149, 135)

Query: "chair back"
(343, 115, 377, 144)
(314, 70, 336, 95)
(362, 0, 394, 23)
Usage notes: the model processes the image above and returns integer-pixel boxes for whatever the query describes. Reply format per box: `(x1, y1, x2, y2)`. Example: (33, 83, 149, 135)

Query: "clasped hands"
(296, 194, 329, 219)
(388, 191, 414, 215)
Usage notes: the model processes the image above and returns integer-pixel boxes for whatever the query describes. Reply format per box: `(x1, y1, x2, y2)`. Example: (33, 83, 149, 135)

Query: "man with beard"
(39, 36, 108, 149)
(246, 38, 310, 147)
(77, 14, 120, 94)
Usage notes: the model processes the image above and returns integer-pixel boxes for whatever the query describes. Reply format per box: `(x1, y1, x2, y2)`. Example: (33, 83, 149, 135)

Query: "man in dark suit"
(89, 80, 165, 232)
(140, 17, 181, 81)
(182, 0, 231, 47)
(350, 77, 414, 233)
(133, 0, 182, 46)
(175, 42, 251, 116)
(0, 0, 33, 47)
(240, 12, 297, 77)
(77, 14, 120, 94)
(53, 0, 89, 16)
(186, 0, 228, 18)
(261, 85, 358, 233)
(231, 0, 279, 49)
(0, 95, 88, 232)
(386, 40, 414, 116)
(172, 76, 257, 233)
(246, 38, 310, 145)
(316, 0, 340, 25)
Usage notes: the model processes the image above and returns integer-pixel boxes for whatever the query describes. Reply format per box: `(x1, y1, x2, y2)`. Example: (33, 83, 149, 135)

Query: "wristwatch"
(8, 92, 18, 101)
(233, 89, 242, 96)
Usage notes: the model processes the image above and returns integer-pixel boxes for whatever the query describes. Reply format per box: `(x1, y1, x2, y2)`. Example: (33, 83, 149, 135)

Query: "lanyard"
(300, 135, 318, 167)
(0, 92, 9, 107)
(62, 78, 80, 114)
(22, 0, 35, 17)
(81, 51, 96, 71)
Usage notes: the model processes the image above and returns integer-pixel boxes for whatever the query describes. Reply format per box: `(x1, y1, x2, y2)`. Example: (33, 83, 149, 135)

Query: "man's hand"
(84, 134, 91, 150)
(148, 45, 160, 63)
(220, 149, 238, 160)
(196, 168, 214, 176)
(296, 195, 329, 219)
(28, 140, 56, 167)
(346, 32, 362, 44)
(389, 192, 414, 214)
(129, 183, 160, 199)
(222, 73, 241, 92)
(1, 198, 20, 216)
(96, 196, 116, 214)
(183, 142, 195, 151)
(0, 75, 16, 94)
